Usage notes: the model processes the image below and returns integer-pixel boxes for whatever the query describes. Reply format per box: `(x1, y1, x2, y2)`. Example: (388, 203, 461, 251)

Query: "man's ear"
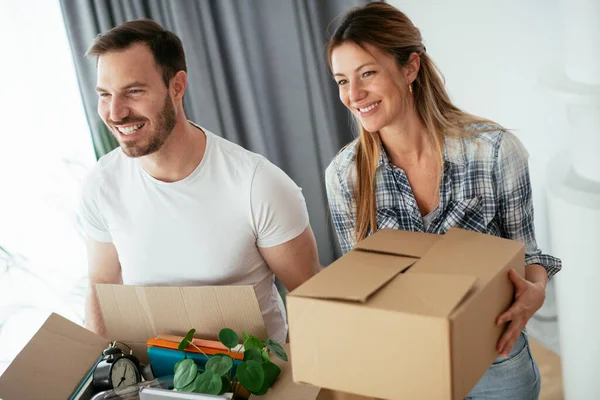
(170, 70, 187, 102)
(405, 52, 421, 84)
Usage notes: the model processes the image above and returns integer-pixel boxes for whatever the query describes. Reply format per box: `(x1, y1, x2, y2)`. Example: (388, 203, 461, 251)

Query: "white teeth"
(118, 123, 144, 135)
(359, 102, 380, 113)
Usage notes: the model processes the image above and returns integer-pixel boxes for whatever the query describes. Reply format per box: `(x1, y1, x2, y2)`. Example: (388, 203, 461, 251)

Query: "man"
(80, 19, 320, 343)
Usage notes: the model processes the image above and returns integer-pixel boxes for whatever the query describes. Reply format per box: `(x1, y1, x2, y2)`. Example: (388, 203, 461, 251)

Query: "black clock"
(92, 341, 142, 392)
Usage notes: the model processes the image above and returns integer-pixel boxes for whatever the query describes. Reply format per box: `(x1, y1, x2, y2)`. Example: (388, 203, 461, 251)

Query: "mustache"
(109, 117, 147, 126)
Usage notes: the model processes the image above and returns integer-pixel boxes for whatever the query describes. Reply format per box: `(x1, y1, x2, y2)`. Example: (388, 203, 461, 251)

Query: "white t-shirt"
(80, 124, 310, 342)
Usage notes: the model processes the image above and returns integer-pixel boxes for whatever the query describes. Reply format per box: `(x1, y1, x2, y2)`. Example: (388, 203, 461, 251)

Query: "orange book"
(147, 338, 245, 361)
(156, 334, 235, 351)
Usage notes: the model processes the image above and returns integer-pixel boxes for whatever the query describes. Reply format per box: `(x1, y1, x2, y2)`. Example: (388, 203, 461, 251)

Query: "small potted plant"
(172, 328, 288, 399)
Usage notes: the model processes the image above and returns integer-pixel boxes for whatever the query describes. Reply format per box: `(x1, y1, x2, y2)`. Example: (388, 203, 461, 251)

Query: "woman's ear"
(405, 52, 421, 84)
(170, 70, 188, 102)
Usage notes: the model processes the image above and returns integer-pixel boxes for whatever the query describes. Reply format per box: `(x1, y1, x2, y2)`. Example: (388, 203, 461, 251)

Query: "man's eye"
(99, 93, 110, 98)
(128, 89, 143, 94)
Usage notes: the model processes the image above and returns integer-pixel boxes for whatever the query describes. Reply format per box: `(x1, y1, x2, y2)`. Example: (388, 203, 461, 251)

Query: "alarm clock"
(92, 341, 142, 392)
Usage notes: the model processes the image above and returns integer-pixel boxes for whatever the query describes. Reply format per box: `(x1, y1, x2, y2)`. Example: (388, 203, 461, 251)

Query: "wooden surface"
(530, 338, 564, 400)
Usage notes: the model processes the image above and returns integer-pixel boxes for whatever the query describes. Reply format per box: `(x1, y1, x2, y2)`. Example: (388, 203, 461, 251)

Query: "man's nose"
(109, 97, 130, 123)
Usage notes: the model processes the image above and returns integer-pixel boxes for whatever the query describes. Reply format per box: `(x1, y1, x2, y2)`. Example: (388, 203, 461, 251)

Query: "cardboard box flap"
(368, 272, 478, 317)
(355, 229, 440, 258)
(290, 250, 416, 302)
(0, 313, 108, 400)
(410, 228, 525, 286)
(96, 284, 268, 344)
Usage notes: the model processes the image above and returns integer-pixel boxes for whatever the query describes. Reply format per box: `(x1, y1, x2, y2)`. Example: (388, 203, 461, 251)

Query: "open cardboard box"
(0, 285, 336, 400)
(287, 228, 525, 400)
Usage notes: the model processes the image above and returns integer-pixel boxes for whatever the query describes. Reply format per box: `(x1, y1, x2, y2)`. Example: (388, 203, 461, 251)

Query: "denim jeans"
(465, 331, 541, 399)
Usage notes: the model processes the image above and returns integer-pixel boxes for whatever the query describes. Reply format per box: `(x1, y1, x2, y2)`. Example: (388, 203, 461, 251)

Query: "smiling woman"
(0, 0, 96, 375)
(324, 3, 561, 400)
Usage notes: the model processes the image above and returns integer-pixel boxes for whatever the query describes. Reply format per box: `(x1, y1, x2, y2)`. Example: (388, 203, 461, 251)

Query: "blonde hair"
(328, 2, 497, 242)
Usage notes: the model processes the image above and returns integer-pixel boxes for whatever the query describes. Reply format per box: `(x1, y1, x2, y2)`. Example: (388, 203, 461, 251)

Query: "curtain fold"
(59, 0, 370, 265)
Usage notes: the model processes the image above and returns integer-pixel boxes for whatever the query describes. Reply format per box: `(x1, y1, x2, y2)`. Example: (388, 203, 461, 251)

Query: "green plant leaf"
(174, 357, 187, 371)
(219, 328, 239, 349)
(206, 354, 234, 376)
(242, 331, 263, 351)
(178, 328, 196, 351)
(219, 376, 231, 395)
(265, 338, 288, 361)
(173, 359, 198, 389)
(178, 375, 198, 392)
(195, 371, 223, 395)
(243, 347, 263, 362)
(251, 361, 281, 395)
(236, 360, 264, 393)
(261, 349, 270, 362)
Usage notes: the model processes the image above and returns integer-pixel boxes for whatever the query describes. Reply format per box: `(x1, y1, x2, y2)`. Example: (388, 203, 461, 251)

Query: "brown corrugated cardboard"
(287, 227, 525, 400)
(316, 390, 376, 400)
(94, 284, 268, 364)
(0, 313, 107, 400)
(0, 285, 323, 400)
(259, 342, 321, 399)
(262, 344, 370, 400)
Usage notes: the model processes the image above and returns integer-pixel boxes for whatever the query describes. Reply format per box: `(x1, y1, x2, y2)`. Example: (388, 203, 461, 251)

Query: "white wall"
(388, 0, 571, 252)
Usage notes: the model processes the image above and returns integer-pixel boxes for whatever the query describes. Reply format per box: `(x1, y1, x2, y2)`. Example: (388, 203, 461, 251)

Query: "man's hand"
(495, 266, 547, 357)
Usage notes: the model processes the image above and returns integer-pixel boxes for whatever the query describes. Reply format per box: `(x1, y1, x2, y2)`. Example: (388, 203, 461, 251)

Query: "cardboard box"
(0, 285, 325, 400)
(287, 228, 525, 400)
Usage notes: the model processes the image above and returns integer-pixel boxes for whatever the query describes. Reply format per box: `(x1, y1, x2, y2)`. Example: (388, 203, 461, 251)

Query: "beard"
(113, 94, 177, 158)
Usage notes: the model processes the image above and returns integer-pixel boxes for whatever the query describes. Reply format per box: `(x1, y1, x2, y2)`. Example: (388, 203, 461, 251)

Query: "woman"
(325, 2, 561, 399)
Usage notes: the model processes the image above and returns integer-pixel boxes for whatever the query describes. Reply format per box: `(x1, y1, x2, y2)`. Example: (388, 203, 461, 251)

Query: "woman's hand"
(495, 266, 547, 357)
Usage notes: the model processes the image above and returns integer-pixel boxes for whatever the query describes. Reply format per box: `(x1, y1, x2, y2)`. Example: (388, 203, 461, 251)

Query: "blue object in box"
(147, 346, 242, 378)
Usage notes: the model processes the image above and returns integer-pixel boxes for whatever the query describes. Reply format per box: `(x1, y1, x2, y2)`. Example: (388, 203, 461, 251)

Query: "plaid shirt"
(325, 125, 561, 279)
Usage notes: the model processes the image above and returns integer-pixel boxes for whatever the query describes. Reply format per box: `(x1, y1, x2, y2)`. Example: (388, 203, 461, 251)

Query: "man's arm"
(259, 226, 321, 291)
(85, 236, 122, 337)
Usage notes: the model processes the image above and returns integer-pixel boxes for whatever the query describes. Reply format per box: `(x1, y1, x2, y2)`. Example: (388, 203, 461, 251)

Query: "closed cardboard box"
(287, 228, 525, 400)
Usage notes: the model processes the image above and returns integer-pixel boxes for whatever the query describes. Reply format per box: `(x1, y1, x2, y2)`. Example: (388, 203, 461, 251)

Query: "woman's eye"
(337, 79, 348, 86)
(362, 71, 376, 78)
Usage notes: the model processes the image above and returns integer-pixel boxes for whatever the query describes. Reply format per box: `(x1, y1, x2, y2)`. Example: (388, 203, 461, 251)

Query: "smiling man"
(80, 20, 320, 343)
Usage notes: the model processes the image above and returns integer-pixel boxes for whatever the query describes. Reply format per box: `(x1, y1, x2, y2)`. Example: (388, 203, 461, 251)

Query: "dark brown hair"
(87, 19, 187, 87)
(328, 2, 496, 242)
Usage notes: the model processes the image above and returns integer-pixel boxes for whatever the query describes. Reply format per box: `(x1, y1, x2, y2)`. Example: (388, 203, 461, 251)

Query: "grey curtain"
(59, 0, 369, 265)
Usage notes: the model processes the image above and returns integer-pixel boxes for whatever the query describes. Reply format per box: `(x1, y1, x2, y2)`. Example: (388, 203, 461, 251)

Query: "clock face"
(110, 357, 139, 388)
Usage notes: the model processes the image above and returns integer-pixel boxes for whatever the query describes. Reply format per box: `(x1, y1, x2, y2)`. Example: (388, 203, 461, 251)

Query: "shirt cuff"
(525, 253, 562, 280)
